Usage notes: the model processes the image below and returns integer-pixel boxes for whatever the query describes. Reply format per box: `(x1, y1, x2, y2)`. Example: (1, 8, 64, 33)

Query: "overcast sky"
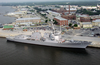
(0, 0, 99, 3)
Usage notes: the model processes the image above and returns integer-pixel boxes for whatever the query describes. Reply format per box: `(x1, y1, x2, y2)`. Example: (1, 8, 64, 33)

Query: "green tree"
(53, 19, 55, 21)
(74, 24, 78, 27)
(45, 20, 48, 23)
(69, 23, 72, 27)
(53, 20, 58, 25)
(49, 19, 51, 21)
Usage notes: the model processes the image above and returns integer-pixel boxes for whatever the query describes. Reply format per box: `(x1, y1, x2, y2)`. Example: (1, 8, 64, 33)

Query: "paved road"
(34, 11, 46, 21)
(63, 35, 100, 42)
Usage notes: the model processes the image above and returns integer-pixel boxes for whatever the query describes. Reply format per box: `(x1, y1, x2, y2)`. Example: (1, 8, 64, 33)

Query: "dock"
(0, 28, 100, 48)
(63, 35, 100, 48)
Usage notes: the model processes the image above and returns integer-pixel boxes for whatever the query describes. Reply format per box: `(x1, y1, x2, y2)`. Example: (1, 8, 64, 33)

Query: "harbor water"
(0, 6, 100, 65)
(0, 38, 100, 65)
(0, 6, 16, 24)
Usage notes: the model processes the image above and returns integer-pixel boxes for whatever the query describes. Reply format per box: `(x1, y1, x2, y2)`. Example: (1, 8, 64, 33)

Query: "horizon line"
(0, 0, 99, 3)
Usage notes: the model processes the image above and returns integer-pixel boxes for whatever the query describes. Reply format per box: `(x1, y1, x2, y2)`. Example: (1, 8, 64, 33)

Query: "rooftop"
(7, 12, 23, 15)
(76, 14, 89, 17)
(55, 17, 67, 20)
(20, 8, 28, 11)
(93, 19, 100, 23)
(82, 22, 92, 25)
(47, 10, 60, 15)
(3, 25, 13, 28)
(16, 17, 41, 21)
(66, 8, 77, 10)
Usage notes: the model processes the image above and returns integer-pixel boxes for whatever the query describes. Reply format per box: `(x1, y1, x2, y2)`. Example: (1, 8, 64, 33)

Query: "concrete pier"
(62, 35, 100, 48)
(0, 28, 100, 48)
(0, 28, 52, 37)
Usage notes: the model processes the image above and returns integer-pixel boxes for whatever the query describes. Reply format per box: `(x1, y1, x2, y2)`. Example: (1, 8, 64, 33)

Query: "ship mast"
(59, 21, 61, 38)
(60, 22, 61, 34)
(51, 19, 55, 34)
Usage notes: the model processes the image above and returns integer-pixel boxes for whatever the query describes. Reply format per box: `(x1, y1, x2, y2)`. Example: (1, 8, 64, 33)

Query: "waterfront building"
(7, 12, 24, 16)
(0, 23, 3, 28)
(54, 17, 68, 26)
(15, 17, 41, 24)
(18, 8, 28, 14)
(3, 25, 14, 30)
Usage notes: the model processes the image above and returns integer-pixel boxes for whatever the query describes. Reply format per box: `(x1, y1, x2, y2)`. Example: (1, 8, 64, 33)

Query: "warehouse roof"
(16, 17, 41, 21)
(82, 22, 92, 25)
(55, 17, 67, 20)
(93, 19, 100, 23)
(47, 10, 60, 15)
(7, 12, 23, 15)
(3, 25, 13, 28)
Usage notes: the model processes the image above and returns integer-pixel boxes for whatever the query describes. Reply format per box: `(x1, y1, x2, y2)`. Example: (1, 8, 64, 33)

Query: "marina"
(0, 8, 99, 48)
(0, 4, 100, 65)
(0, 28, 100, 48)
(0, 37, 100, 65)
(6, 30, 91, 48)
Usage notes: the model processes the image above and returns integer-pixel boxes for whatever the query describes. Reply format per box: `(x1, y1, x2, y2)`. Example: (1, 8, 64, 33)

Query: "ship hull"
(6, 38, 91, 48)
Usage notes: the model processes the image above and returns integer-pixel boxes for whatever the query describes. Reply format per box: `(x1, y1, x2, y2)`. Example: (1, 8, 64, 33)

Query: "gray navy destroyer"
(6, 29, 91, 48)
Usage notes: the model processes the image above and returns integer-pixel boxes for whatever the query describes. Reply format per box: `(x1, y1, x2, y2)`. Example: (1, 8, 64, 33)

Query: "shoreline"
(0, 32, 100, 49)
(0, 6, 100, 49)
(0, 6, 17, 24)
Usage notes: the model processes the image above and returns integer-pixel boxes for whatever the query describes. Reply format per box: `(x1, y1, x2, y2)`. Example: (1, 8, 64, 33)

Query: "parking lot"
(64, 27, 100, 37)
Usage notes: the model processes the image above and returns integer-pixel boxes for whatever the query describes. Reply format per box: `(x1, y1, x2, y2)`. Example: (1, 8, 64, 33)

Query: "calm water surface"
(0, 6, 16, 24)
(0, 38, 100, 65)
(0, 6, 100, 65)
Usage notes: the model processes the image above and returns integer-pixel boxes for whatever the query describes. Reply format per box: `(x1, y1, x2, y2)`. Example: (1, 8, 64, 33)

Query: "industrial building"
(81, 22, 92, 28)
(76, 14, 91, 22)
(15, 17, 41, 25)
(54, 17, 68, 26)
(52, 5, 77, 15)
(7, 12, 24, 16)
(3, 25, 14, 30)
(46, 10, 61, 17)
(92, 19, 100, 26)
(80, 16, 91, 22)
(61, 15, 76, 20)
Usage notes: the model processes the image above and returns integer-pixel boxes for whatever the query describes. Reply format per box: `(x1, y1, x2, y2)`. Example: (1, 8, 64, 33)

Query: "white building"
(81, 22, 92, 28)
(15, 17, 41, 25)
(47, 10, 61, 17)
(7, 12, 24, 16)
(81, 6, 97, 9)
(92, 19, 100, 26)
